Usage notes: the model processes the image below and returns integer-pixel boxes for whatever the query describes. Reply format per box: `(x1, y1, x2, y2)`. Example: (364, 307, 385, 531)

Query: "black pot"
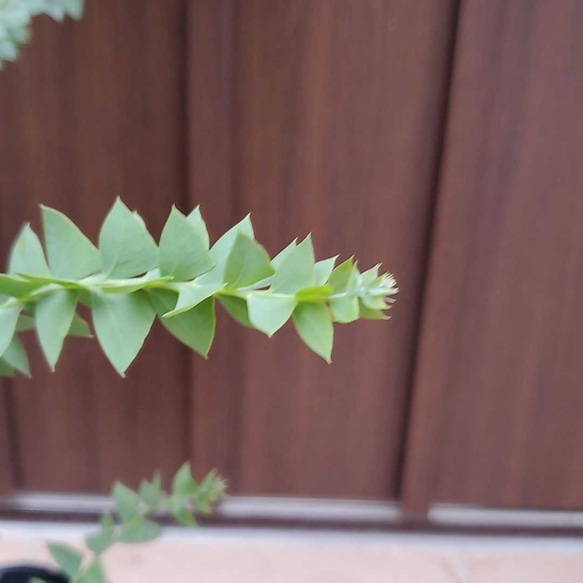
(0, 565, 68, 583)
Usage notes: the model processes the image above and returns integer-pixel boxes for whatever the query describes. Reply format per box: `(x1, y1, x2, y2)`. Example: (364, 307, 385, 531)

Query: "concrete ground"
(1, 521, 583, 582)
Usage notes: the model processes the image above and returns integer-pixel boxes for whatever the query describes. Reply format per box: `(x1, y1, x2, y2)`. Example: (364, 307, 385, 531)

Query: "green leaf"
(99, 199, 158, 278)
(218, 295, 252, 327)
(16, 313, 35, 332)
(247, 293, 296, 336)
(69, 313, 92, 337)
(271, 239, 297, 269)
(172, 462, 196, 498)
(35, 289, 77, 370)
(0, 274, 43, 297)
(328, 257, 354, 292)
(112, 482, 140, 521)
(150, 290, 215, 357)
(198, 470, 226, 503)
(294, 285, 333, 302)
(358, 299, 389, 320)
(85, 524, 115, 555)
(139, 474, 162, 509)
(47, 542, 83, 578)
(271, 236, 315, 293)
(41, 205, 101, 279)
(293, 303, 333, 363)
(199, 215, 254, 284)
(0, 303, 22, 357)
(8, 224, 50, 276)
(360, 293, 388, 310)
(169, 498, 196, 527)
(330, 296, 359, 323)
(224, 233, 274, 288)
(187, 206, 210, 249)
(2, 335, 30, 377)
(86, 513, 115, 554)
(164, 282, 223, 317)
(92, 291, 155, 376)
(314, 257, 337, 286)
(0, 359, 14, 377)
(159, 207, 215, 281)
(78, 558, 107, 583)
(62, 0, 85, 19)
(119, 516, 163, 544)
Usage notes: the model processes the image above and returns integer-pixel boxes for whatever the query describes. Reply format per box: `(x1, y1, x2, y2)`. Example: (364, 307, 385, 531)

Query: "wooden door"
(0, 0, 458, 501)
(187, 0, 458, 499)
(0, 1, 190, 492)
(402, 0, 583, 513)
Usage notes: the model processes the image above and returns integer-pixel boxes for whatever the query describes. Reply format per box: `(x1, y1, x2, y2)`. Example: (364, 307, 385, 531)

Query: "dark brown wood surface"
(0, 2, 189, 492)
(0, 382, 15, 495)
(402, 0, 583, 512)
(187, 0, 458, 498)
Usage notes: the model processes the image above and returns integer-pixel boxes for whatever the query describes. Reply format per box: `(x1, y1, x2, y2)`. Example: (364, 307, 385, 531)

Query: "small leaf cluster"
(37, 463, 226, 583)
(0, 0, 84, 67)
(0, 199, 397, 376)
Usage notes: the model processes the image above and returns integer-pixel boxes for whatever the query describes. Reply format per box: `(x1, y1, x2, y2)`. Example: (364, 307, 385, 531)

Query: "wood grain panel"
(186, 0, 245, 484)
(0, 1, 189, 492)
(0, 382, 15, 495)
(188, 0, 458, 498)
(402, 0, 583, 512)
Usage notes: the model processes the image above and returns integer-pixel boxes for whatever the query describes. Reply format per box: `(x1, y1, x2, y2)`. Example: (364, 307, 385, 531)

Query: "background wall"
(1, 0, 582, 520)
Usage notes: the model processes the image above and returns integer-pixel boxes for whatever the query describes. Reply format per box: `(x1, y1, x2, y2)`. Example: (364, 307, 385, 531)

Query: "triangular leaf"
(139, 474, 162, 509)
(164, 282, 223, 317)
(248, 293, 296, 336)
(330, 296, 359, 323)
(8, 224, 50, 277)
(159, 207, 214, 281)
(271, 235, 315, 293)
(0, 303, 22, 357)
(2, 335, 30, 377)
(358, 299, 389, 320)
(218, 295, 252, 327)
(41, 205, 101, 279)
(271, 239, 297, 270)
(92, 291, 155, 376)
(69, 313, 92, 337)
(224, 232, 274, 287)
(198, 215, 254, 284)
(112, 482, 140, 522)
(314, 256, 337, 286)
(85, 528, 114, 556)
(99, 199, 158, 278)
(118, 516, 163, 544)
(0, 358, 15, 377)
(172, 462, 196, 498)
(293, 303, 333, 362)
(47, 542, 83, 579)
(328, 257, 354, 292)
(170, 498, 196, 526)
(79, 558, 107, 583)
(35, 289, 77, 370)
(150, 290, 215, 357)
(187, 206, 210, 249)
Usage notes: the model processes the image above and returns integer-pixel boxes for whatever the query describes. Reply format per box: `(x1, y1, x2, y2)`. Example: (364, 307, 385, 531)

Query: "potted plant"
(0, 200, 397, 582)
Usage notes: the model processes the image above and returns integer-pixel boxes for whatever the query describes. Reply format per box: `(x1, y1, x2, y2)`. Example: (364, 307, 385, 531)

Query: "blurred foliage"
(0, 0, 83, 66)
(32, 464, 226, 583)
